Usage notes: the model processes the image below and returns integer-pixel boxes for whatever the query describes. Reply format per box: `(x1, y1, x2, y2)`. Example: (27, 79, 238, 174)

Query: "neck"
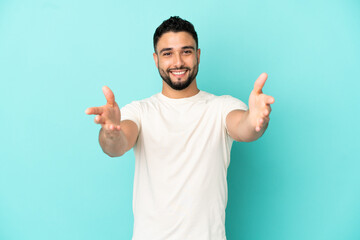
(162, 79, 200, 99)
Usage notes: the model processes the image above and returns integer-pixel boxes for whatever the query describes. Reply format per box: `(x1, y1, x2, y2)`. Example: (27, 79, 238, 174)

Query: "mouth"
(169, 69, 188, 78)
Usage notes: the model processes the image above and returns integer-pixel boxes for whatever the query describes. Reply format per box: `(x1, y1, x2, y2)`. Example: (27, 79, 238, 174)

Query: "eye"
(163, 52, 171, 56)
(183, 50, 192, 54)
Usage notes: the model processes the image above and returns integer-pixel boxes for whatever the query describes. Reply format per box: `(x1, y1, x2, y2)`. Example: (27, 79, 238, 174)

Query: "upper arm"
(226, 109, 247, 142)
(120, 120, 139, 151)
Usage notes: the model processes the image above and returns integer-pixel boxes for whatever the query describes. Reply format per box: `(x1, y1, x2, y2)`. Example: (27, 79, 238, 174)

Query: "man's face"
(153, 31, 200, 91)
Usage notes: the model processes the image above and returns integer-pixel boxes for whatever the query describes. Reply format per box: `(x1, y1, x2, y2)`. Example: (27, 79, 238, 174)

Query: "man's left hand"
(248, 73, 275, 132)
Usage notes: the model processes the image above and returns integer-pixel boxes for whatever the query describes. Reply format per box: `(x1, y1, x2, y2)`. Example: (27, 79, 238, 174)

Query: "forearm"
(99, 128, 129, 157)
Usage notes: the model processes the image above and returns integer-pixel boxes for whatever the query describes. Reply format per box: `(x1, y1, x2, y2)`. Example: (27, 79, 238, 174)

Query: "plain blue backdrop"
(1, 0, 359, 239)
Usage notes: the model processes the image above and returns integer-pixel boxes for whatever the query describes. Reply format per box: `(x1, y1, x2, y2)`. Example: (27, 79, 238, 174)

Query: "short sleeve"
(221, 95, 248, 133)
(121, 101, 141, 132)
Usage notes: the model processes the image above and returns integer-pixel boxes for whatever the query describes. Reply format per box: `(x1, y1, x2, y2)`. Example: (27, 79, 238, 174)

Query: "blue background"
(1, 0, 359, 239)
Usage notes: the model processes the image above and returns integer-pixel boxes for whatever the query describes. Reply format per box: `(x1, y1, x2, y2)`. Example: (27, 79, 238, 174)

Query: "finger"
(255, 118, 263, 132)
(263, 106, 272, 117)
(263, 109, 269, 117)
(86, 106, 104, 115)
(103, 124, 113, 131)
(262, 116, 270, 127)
(94, 115, 105, 124)
(253, 73, 268, 94)
(102, 86, 115, 107)
(266, 95, 275, 104)
(109, 124, 121, 131)
(256, 116, 271, 132)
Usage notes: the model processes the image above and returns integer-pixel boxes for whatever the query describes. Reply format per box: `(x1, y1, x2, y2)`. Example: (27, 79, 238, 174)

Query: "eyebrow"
(182, 46, 195, 50)
(159, 46, 195, 54)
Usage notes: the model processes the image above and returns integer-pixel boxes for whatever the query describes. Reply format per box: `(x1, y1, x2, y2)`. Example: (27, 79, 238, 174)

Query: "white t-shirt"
(121, 91, 248, 240)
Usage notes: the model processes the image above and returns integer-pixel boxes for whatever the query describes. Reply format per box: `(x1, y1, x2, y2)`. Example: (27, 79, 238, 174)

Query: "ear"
(153, 52, 159, 68)
(197, 48, 201, 64)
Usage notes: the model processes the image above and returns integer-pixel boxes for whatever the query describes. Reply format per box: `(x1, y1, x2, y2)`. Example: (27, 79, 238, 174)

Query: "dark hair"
(153, 16, 198, 53)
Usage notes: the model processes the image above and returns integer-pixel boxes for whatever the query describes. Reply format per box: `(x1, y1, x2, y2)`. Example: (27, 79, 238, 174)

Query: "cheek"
(158, 59, 170, 70)
(158, 62, 168, 73)
(189, 59, 198, 69)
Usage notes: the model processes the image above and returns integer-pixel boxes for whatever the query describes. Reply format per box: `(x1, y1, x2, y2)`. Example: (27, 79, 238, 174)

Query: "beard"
(158, 62, 199, 91)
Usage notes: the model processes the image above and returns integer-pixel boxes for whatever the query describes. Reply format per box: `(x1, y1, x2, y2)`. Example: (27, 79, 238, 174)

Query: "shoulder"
(201, 91, 245, 105)
(121, 93, 163, 115)
(123, 93, 159, 106)
(216, 94, 241, 102)
(201, 91, 248, 113)
(198, 91, 234, 102)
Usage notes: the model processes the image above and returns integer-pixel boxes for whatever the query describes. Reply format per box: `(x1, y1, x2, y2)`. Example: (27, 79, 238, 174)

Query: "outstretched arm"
(226, 73, 275, 142)
(85, 86, 138, 157)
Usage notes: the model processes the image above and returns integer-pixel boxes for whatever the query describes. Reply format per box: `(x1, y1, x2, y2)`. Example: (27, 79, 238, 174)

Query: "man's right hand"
(86, 86, 138, 157)
(85, 86, 121, 131)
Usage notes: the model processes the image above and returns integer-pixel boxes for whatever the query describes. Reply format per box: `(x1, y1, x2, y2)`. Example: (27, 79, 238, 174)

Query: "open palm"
(248, 73, 275, 132)
(85, 86, 121, 131)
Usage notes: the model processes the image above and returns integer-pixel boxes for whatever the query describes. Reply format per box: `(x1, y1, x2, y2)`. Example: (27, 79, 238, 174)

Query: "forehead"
(156, 31, 196, 51)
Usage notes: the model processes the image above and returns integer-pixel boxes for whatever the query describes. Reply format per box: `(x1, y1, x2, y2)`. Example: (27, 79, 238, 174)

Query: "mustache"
(167, 67, 191, 72)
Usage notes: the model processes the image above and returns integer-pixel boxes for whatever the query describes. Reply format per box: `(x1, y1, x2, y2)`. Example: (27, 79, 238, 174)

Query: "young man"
(86, 16, 274, 240)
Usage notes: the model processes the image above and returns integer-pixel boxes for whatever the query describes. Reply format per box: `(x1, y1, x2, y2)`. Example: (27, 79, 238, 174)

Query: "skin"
(85, 31, 274, 157)
(226, 72, 275, 142)
(153, 31, 200, 98)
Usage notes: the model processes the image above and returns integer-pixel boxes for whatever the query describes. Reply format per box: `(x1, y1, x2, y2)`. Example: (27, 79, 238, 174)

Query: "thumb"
(102, 86, 115, 107)
(253, 73, 268, 94)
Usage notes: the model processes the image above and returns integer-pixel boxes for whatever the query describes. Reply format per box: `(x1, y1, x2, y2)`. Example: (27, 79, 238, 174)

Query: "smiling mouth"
(169, 69, 188, 78)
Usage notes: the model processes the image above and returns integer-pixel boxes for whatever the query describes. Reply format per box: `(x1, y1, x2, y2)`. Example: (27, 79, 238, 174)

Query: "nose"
(173, 52, 184, 68)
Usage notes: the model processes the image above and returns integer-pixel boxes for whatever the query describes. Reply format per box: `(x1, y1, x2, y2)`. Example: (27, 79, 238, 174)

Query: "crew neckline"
(157, 90, 205, 103)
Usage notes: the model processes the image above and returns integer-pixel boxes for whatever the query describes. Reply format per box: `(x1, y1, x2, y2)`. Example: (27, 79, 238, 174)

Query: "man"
(86, 16, 274, 240)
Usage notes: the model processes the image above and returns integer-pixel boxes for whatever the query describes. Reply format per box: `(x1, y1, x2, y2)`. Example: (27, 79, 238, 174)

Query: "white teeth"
(172, 71, 186, 75)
